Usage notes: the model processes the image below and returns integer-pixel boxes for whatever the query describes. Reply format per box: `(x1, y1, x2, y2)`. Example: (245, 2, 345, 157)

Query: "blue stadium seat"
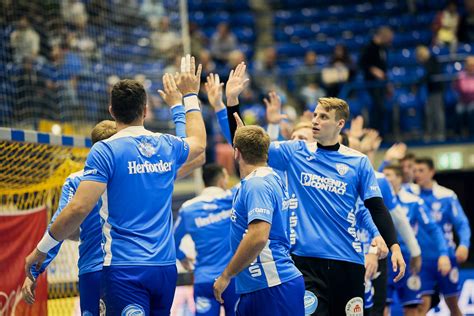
(231, 13, 254, 27)
(276, 43, 305, 58)
(234, 28, 255, 43)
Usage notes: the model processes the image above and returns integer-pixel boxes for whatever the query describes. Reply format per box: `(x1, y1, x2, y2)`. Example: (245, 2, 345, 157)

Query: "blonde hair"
(293, 121, 312, 132)
(317, 97, 350, 121)
(234, 126, 270, 164)
(91, 120, 117, 144)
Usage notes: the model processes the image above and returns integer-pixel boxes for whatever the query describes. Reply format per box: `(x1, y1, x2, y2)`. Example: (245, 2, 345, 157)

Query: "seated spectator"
(432, 1, 459, 53)
(227, 49, 246, 69)
(10, 16, 40, 63)
(210, 22, 238, 63)
(454, 55, 474, 137)
(295, 51, 325, 110)
(61, 0, 88, 31)
(416, 45, 445, 141)
(199, 49, 216, 78)
(139, 0, 165, 26)
(458, 0, 474, 44)
(323, 44, 356, 96)
(254, 47, 286, 99)
(190, 22, 208, 57)
(150, 16, 181, 60)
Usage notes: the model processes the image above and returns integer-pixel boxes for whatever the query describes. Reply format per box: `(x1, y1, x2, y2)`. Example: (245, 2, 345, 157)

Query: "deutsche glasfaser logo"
(138, 138, 157, 158)
(336, 163, 349, 176)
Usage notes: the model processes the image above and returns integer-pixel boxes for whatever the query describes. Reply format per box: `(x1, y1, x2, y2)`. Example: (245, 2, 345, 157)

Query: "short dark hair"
(110, 79, 146, 124)
(339, 131, 349, 146)
(415, 157, 435, 170)
(401, 152, 416, 162)
(202, 164, 225, 187)
(383, 164, 403, 177)
(234, 126, 270, 165)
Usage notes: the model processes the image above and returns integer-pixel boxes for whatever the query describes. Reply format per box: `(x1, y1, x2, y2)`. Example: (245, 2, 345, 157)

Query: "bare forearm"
(185, 111, 206, 153)
(223, 234, 267, 278)
(177, 152, 205, 179)
(49, 203, 89, 241)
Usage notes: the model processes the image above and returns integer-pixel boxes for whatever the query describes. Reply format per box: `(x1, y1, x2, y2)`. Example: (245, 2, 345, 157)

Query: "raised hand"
(360, 129, 382, 153)
(177, 54, 202, 95)
(158, 73, 183, 107)
(384, 143, 407, 161)
(349, 116, 364, 139)
(264, 91, 288, 124)
(225, 62, 250, 107)
(205, 73, 225, 111)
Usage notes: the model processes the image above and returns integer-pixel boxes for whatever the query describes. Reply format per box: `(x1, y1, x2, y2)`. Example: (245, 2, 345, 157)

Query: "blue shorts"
(79, 270, 102, 316)
(101, 265, 177, 316)
(236, 276, 305, 316)
(194, 280, 238, 315)
(419, 257, 461, 297)
(386, 253, 422, 306)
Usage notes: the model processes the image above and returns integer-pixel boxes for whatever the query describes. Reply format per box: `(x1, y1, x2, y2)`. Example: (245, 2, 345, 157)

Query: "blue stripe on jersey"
(173, 186, 234, 284)
(268, 141, 382, 265)
(83, 126, 190, 266)
(230, 167, 301, 294)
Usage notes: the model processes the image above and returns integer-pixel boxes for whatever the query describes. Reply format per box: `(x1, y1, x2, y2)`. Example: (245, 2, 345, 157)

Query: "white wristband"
(37, 231, 60, 254)
(183, 94, 200, 113)
(368, 245, 378, 255)
(267, 123, 280, 141)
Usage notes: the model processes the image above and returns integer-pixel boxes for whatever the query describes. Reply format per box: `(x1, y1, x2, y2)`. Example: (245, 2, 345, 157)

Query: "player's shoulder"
(374, 171, 386, 179)
(102, 126, 163, 144)
(272, 139, 303, 151)
(243, 167, 277, 188)
(398, 189, 421, 204)
(432, 183, 456, 199)
(337, 144, 367, 158)
(65, 170, 83, 186)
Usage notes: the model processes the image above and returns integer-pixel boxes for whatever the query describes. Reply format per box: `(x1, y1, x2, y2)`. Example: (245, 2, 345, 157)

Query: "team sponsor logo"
(195, 296, 212, 313)
(407, 275, 421, 291)
(289, 195, 298, 209)
(99, 299, 106, 316)
(82, 311, 93, 316)
(345, 297, 363, 316)
(121, 304, 145, 316)
(84, 169, 97, 176)
(300, 172, 348, 195)
(450, 267, 460, 284)
(137, 138, 157, 158)
(248, 208, 271, 217)
(194, 210, 232, 228)
(230, 209, 237, 222)
(304, 291, 318, 315)
(336, 163, 349, 176)
(127, 160, 172, 174)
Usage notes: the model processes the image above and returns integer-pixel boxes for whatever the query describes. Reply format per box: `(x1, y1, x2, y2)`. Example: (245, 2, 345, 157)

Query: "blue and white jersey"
(355, 199, 381, 257)
(173, 186, 234, 284)
(396, 189, 448, 260)
(408, 183, 471, 257)
(375, 171, 397, 211)
(268, 141, 382, 265)
(32, 170, 103, 278)
(83, 126, 189, 266)
(230, 167, 301, 294)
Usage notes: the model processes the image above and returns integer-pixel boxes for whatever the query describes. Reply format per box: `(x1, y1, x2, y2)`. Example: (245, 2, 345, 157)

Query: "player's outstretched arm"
(225, 62, 249, 145)
(24, 180, 105, 280)
(213, 220, 270, 303)
(177, 54, 206, 162)
(205, 73, 232, 144)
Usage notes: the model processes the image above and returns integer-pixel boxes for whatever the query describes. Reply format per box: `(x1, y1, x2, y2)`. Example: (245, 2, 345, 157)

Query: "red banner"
(0, 207, 48, 316)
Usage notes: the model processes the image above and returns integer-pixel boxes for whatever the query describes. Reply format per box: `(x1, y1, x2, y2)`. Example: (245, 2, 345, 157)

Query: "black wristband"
(227, 104, 242, 146)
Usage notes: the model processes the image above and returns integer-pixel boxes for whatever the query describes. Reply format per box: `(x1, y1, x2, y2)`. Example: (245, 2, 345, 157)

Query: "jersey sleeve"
(377, 177, 397, 211)
(83, 142, 114, 183)
(169, 135, 190, 169)
(267, 141, 296, 171)
(450, 195, 471, 248)
(357, 157, 383, 201)
(417, 200, 449, 257)
(173, 209, 188, 261)
(171, 105, 187, 138)
(244, 178, 275, 225)
(31, 177, 78, 278)
(216, 108, 232, 144)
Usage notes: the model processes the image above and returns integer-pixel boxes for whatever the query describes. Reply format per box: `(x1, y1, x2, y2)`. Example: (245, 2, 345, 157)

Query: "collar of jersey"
(243, 166, 273, 181)
(107, 125, 158, 141)
(201, 186, 227, 198)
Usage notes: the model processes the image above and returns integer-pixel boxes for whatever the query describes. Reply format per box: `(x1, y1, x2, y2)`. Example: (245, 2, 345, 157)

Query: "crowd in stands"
(0, 0, 474, 148)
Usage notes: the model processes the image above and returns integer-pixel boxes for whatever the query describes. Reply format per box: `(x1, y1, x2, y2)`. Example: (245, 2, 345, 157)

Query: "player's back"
(84, 126, 189, 266)
(268, 141, 381, 265)
(230, 167, 301, 294)
(177, 187, 234, 284)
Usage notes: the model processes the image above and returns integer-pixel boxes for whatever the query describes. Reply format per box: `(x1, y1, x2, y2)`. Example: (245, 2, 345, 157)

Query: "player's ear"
(338, 119, 346, 129)
(234, 147, 240, 161)
(143, 104, 148, 119)
(108, 105, 115, 120)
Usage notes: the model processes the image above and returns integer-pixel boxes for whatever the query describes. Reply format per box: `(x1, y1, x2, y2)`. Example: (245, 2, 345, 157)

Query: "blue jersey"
(409, 183, 471, 257)
(355, 199, 381, 256)
(396, 189, 448, 260)
(83, 126, 189, 266)
(173, 186, 234, 284)
(375, 171, 397, 211)
(230, 167, 301, 294)
(32, 170, 103, 278)
(268, 141, 382, 265)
